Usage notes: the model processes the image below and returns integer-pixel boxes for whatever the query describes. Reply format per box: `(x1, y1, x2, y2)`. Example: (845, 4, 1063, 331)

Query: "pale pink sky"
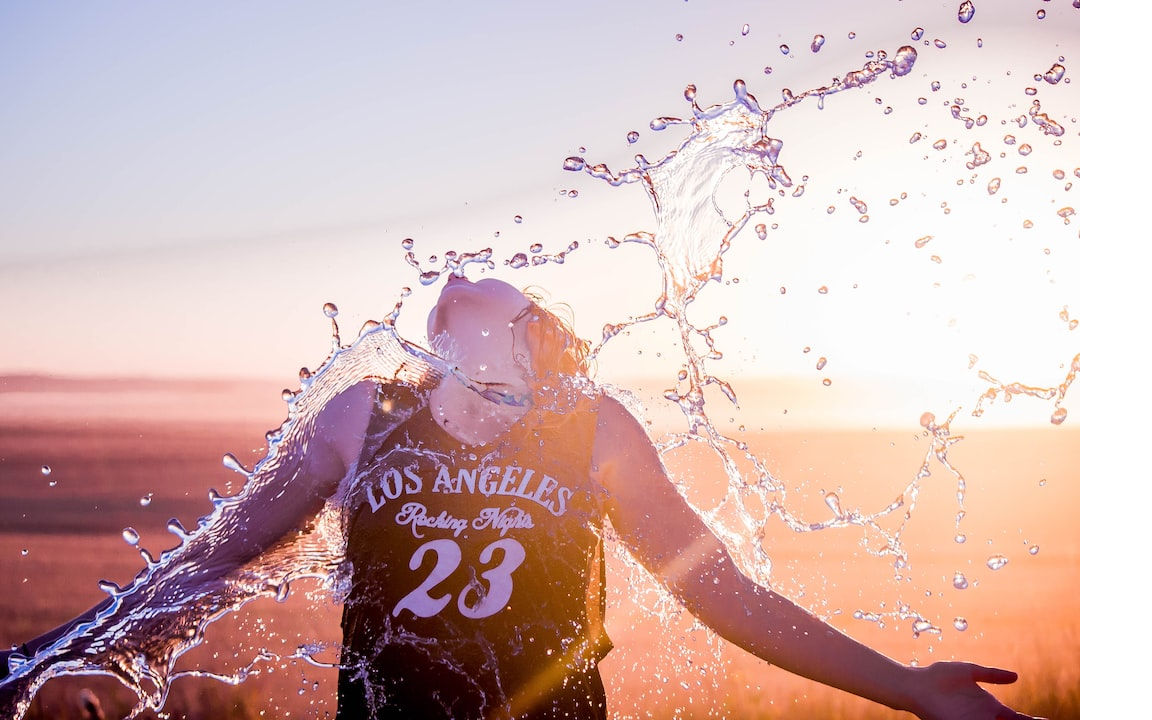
(1, 0, 1079, 434)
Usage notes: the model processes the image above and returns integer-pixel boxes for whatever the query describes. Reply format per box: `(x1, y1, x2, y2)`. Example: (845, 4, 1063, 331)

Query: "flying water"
(2, 8, 1078, 718)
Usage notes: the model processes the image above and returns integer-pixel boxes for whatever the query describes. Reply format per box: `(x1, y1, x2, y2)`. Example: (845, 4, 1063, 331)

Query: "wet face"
(426, 275, 533, 381)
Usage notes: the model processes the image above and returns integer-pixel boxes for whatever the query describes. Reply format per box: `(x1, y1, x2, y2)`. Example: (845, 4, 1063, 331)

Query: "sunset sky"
(2, 2, 1140, 714)
(0, 1, 1081, 436)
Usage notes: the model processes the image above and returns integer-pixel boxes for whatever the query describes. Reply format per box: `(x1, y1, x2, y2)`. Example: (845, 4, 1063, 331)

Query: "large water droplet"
(893, 46, 917, 76)
(824, 491, 842, 516)
(322, 302, 339, 319)
(953, 617, 969, 631)
(911, 27, 924, 41)
(1050, 407, 1068, 425)
(986, 554, 1009, 570)
(952, 572, 969, 590)
(958, 1, 975, 24)
(562, 156, 586, 172)
(122, 527, 141, 546)
(1043, 63, 1066, 84)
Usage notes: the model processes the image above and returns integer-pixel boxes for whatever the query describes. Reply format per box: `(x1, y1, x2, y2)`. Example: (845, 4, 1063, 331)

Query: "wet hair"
(518, 288, 593, 380)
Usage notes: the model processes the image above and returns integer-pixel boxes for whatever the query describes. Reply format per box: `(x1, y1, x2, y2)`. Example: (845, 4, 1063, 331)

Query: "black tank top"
(337, 388, 610, 719)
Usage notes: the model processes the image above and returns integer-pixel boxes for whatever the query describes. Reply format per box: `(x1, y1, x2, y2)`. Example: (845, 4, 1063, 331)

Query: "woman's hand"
(907, 661, 1041, 720)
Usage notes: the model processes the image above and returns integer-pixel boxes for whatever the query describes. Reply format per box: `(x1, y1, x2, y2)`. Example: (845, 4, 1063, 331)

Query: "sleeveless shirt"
(336, 385, 611, 719)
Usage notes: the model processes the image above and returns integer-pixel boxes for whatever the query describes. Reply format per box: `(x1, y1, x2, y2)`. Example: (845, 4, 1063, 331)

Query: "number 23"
(393, 538, 526, 620)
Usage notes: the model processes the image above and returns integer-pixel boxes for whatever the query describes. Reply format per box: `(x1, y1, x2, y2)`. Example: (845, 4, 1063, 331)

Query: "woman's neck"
(428, 364, 532, 445)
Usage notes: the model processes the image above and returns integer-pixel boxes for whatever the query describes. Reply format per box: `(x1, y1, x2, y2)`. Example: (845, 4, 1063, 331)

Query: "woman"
(4, 275, 1034, 719)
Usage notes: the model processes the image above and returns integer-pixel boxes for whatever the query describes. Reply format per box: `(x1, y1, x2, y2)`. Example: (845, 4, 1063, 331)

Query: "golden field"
(0, 378, 1078, 718)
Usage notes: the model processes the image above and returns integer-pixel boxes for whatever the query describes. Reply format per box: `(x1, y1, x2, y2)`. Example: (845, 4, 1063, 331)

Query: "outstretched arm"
(6, 379, 381, 665)
(591, 395, 1034, 720)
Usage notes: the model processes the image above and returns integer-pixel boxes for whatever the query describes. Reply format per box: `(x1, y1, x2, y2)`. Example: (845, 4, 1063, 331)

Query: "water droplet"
(763, 66, 773, 75)
(513, 214, 523, 224)
(911, 27, 924, 41)
(931, 80, 941, 92)
(567, 189, 579, 198)
(779, 44, 790, 55)
(754, 223, 767, 240)
(20, 548, 28, 556)
(811, 34, 825, 53)
(675, 33, 683, 42)
(562, 156, 585, 172)
(987, 177, 1001, 195)
(932, 139, 947, 150)
(741, 23, 750, 36)
(952, 572, 969, 590)
(1044, 63, 1066, 84)
(140, 493, 153, 507)
(912, 620, 937, 636)
(1029, 545, 1040, 555)
(322, 302, 339, 319)
(529, 243, 543, 254)
(919, 412, 936, 428)
(822, 378, 832, 387)
(953, 617, 969, 631)
(1036, 9, 1046, 19)
(40, 465, 51, 476)
(122, 527, 141, 546)
(816, 357, 827, 370)
(167, 518, 190, 539)
(401, 237, 414, 251)
(824, 492, 842, 515)
(1050, 407, 1068, 425)
(626, 131, 640, 145)
(986, 554, 1009, 570)
(958, 1, 975, 24)
(934, 38, 947, 49)
(954, 533, 967, 544)
(915, 235, 933, 249)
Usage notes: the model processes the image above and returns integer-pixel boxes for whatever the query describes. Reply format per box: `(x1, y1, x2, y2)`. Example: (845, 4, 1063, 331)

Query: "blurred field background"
(0, 377, 1078, 719)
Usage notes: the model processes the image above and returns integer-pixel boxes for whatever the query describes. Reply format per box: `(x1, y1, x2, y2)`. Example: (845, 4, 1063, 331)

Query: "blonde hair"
(519, 288, 592, 380)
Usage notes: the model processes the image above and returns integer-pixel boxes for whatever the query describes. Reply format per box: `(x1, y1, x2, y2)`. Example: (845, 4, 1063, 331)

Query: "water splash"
(1, 307, 447, 718)
(3, 9, 1079, 717)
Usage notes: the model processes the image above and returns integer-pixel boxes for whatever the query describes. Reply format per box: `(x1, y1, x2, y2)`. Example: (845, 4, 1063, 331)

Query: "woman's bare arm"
(591, 395, 1034, 720)
(13, 380, 380, 659)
